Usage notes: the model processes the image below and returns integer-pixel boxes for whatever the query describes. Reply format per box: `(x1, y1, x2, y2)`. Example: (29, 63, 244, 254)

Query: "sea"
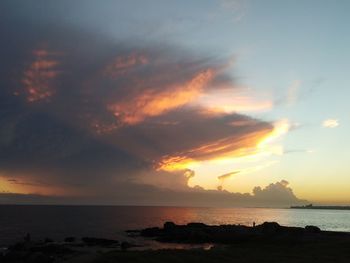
(1, 205, 350, 247)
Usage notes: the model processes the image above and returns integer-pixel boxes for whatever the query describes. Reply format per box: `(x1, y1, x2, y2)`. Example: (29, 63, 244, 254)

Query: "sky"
(0, 0, 349, 206)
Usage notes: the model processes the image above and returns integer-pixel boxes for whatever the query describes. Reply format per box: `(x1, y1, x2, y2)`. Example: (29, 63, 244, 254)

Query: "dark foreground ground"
(95, 241, 350, 263)
(1, 222, 350, 262)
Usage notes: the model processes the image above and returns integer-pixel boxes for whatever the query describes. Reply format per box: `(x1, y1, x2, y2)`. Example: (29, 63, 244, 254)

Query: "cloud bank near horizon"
(0, 180, 306, 207)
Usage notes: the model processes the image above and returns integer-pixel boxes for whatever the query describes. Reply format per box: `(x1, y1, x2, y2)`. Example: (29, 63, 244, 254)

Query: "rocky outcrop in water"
(137, 221, 343, 244)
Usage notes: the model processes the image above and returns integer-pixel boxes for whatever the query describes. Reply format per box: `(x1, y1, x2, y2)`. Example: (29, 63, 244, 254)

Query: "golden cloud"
(108, 69, 214, 125)
(157, 126, 272, 172)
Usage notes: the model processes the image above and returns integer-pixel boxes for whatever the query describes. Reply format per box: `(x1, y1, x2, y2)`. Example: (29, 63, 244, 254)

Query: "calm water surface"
(0, 205, 350, 246)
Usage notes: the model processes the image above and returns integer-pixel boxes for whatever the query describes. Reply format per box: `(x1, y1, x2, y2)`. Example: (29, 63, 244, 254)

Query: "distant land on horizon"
(291, 204, 350, 210)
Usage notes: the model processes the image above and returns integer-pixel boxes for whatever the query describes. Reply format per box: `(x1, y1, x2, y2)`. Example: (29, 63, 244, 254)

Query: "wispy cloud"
(195, 87, 273, 114)
(322, 119, 339, 128)
(217, 171, 239, 190)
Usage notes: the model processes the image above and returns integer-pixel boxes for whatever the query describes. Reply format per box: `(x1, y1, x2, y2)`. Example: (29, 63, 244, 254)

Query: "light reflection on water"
(0, 205, 350, 246)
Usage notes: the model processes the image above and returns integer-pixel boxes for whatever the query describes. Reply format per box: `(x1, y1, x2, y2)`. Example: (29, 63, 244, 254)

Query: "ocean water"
(1, 205, 350, 246)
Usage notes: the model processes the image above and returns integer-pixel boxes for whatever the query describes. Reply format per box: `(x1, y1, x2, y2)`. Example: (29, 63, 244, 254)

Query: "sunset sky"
(0, 0, 349, 206)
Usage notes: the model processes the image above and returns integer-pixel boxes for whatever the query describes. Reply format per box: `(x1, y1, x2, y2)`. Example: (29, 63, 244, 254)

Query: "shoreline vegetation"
(290, 204, 350, 210)
(1, 221, 350, 262)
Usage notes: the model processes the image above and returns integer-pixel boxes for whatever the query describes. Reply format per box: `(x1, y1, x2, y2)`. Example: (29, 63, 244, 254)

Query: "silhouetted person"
(253, 222, 256, 227)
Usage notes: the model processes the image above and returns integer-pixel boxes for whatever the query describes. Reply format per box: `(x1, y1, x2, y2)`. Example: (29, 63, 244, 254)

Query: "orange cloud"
(157, 119, 289, 193)
(108, 69, 214, 125)
(157, 127, 272, 172)
(21, 48, 61, 102)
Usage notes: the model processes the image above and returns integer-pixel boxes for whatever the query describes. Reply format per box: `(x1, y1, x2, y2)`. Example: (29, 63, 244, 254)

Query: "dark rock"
(305, 225, 321, 233)
(0, 247, 8, 256)
(2, 243, 70, 263)
(64, 237, 76, 242)
(8, 241, 28, 251)
(141, 227, 162, 237)
(125, 229, 140, 233)
(139, 221, 327, 244)
(24, 233, 31, 242)
(120, 241, 132, 251)
(6, 251, 53, 263)
(126, 230, 141, 237)
(257, 222, 281, 234)
(187, 222, 208, 228)
(30, 244, 73, 255)
(44, 238, 53, 243)
(81, 237, 119, 246)
(164, 221, 176, 230)
(27, 252, 54, 263)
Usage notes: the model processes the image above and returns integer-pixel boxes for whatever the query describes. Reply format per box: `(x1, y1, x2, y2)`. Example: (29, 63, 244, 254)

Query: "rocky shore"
(0, 236, 136, 263)
(136, 221, 332, 243)
(2, 222, 350, 262)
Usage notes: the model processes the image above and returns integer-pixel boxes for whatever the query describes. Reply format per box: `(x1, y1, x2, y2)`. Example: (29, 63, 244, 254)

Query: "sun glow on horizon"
(0, 175, 80, 197)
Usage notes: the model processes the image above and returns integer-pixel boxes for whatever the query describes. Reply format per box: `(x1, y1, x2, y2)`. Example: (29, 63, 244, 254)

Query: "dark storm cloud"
(0, 4, 283, 208)
(111, 109, 272, 162)
(0, 19, 147, 185)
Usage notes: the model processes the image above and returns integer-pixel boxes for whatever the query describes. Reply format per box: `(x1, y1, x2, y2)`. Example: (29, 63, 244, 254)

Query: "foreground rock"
(2, 222, 350, 262)
(0, 236, 134, 262)
(137, 221, 346, 244)
(81, 237, 119, 247)
(0, 241, 76, 263)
